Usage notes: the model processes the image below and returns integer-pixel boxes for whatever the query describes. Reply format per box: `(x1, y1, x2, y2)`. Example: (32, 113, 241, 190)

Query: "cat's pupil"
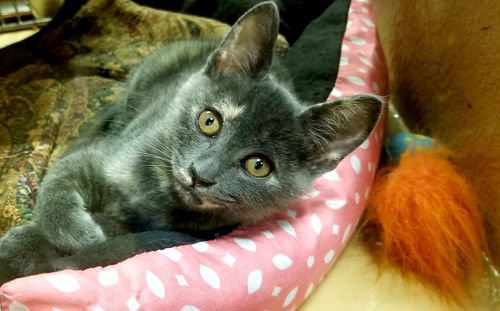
(205, 117, 215, 126)
(254, 159, 264, 170)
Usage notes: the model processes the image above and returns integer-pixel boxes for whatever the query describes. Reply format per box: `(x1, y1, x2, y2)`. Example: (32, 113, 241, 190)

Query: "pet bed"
(0, 0, 387, 309)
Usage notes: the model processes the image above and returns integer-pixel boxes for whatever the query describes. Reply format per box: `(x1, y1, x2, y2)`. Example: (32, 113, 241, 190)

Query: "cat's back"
(89, 40, 220, 140)
(128, 40, 220, 95)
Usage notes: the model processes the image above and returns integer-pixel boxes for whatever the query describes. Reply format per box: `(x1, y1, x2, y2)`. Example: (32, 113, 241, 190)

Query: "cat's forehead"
(221, 85, 302, 142)
(190, 76, 301, 122)
(184, 82, 302, 154)
(186, 96, 245, 122)
(213, 98, 245, 121)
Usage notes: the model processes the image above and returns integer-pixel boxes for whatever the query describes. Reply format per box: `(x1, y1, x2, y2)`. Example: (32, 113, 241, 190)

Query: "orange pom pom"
(364, 147, 486, 302)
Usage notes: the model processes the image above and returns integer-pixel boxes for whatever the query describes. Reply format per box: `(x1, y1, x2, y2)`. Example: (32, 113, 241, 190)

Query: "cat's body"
(0, 2, 381, 283)
(67, 40, 303, 237)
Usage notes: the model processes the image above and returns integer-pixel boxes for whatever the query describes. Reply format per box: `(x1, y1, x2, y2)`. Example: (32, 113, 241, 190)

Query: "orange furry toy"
(363, 131, 489, 304)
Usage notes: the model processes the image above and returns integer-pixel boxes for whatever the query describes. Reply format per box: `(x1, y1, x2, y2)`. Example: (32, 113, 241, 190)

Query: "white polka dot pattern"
(0, 0, 386, 309)
(305, 283, 315, 299)
(146, 270, 165, 299)
(98, 269, 119, 286)
(8, 301, 29, 311)
(283, 287, 299, 307)
(247, 269, 263, 294)
(307, 256, 315, 268)
(234, 237, 257, 251)
(44, 274, 80, 293)
(325, 199, 346, 210)
(323, 250, 335, 264)
(126, 297, 140, 311)
(350, 155, 362, 174)
(175, 274, 189, 287)
(222, 253, 236, 266)
(158, 247, 182, 261)
(323, 170, 340, 181)
(191, 241, 209, 252)
(310, 214, 322, 235)
(272, 254, 293, 270)
(199, 265, 220, 290)
(272, 286, 282, 297)
(276, 220, 297, 237)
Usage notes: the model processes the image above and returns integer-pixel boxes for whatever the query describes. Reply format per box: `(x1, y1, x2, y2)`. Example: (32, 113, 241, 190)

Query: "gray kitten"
(0, 2, 381, 282)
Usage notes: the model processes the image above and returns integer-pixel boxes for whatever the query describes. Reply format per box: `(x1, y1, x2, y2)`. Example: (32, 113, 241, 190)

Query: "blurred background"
(0, 0, 63, 48)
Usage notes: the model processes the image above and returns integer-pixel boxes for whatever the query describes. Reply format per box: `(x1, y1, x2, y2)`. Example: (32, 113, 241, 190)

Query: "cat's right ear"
(299, 94, 383, 175)
(204, 1, 279, 80)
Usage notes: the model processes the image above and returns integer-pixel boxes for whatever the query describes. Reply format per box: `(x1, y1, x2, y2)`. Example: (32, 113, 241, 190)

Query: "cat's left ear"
(205, 1, 279, 80)
(300, 94, 383, 175)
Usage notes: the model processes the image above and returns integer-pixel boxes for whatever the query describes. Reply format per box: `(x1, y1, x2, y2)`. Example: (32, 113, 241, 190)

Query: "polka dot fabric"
(0, 0, 387, 310)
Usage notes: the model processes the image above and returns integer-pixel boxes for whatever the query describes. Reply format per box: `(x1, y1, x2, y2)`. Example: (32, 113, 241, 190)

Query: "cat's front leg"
(35, 154, 106, 253)
(0, 223, 60, 283)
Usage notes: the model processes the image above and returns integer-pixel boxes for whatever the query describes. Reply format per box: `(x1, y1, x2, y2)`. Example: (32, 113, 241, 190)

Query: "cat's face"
(166, 71, 313, 222)
(146, 2, 382, 224)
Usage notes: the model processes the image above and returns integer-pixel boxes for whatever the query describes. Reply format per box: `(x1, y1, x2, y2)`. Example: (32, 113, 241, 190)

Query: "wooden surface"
(372, 0, 500, 266)
(300, 232, 464, 311)
(0, 29, 38, 49)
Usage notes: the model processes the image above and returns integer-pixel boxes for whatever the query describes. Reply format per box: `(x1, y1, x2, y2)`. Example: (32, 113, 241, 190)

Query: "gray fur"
(0, 1, 382, 281)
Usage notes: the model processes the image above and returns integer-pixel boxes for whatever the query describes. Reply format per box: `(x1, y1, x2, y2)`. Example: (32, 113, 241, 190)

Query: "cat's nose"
(189, 165, 216, 188)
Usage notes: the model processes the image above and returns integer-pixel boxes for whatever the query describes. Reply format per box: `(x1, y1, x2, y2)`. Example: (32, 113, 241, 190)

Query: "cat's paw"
(0, 224, 60, 282)
(40, 209, 106, 253)
(0, 257, 19, 285)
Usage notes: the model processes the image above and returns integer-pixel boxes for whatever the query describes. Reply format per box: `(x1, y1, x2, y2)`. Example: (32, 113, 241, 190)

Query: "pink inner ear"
(210, 9, 277, 78)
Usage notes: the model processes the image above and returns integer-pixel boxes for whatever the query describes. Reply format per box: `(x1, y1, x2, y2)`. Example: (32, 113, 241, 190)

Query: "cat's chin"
(174, 183, 226, 210)
(186, 193, 225, 210)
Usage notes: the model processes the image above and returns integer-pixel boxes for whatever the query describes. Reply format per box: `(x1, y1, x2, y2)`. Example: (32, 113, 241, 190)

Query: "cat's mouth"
(171, 168, 234, 209)
(176, 184, 231, 209)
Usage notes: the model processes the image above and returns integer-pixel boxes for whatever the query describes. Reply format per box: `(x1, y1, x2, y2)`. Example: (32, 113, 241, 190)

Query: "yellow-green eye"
(244, 156, 272, 177)
(198, 110, 221, 136)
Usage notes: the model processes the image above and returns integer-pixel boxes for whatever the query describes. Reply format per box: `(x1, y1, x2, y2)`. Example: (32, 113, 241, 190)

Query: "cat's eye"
(243, 156, 272, 177)
(198, 110, 222, 136)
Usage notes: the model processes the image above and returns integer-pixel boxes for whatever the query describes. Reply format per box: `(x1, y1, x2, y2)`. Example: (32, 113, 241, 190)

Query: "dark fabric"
(282, 0, 351, 103)
(132, 0, 352, 103)
(0, 226, 236, 281)
(42, 226, 236, 272)
(134, 0, 334, 45)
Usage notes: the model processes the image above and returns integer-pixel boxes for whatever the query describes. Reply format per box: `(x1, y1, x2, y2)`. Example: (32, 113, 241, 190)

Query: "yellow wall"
(373, 0, 500, 265)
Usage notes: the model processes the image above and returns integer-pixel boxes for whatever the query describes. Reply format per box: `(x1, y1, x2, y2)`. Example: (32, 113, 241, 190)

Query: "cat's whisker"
(143, 163, 167, 169)
(135, 148, 169, 158)
(150, 136, 173, 154)
(143, 143, 170, 159)
(262, 218, 290, 254)
(149, 153, 173, 164)
(220, 203, 238, 216)
(104, 119, 128, 125)
(126, 89, 153, 100)
(143, 164, 174, 174)
(143, 139, 172, 159)
(125, 104, 141, 113)
(136, 151, 171, 163)
(267, 214, 310, 256)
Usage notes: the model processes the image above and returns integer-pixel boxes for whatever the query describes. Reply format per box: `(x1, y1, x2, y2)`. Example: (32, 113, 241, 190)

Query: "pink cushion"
(0, 0, 387, 309)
